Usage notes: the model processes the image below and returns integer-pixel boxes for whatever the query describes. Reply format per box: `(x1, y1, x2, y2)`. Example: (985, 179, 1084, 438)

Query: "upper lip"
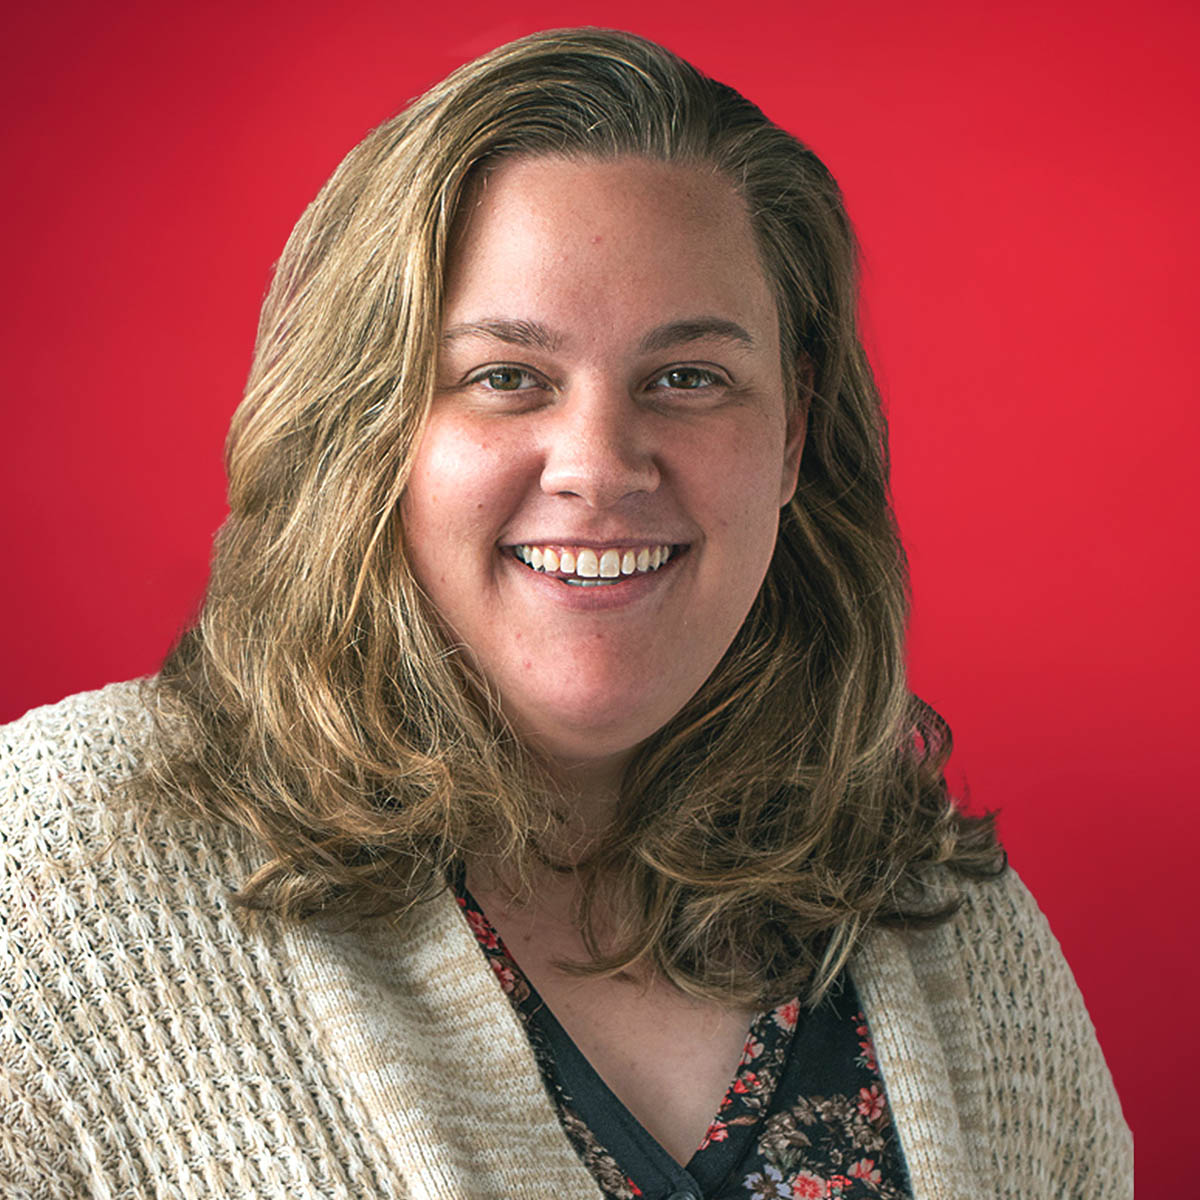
(502, 537, 690, 548)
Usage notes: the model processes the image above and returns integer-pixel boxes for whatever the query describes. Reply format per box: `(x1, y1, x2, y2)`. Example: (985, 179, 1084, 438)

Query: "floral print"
(752, 1090, 910, 1200)
(773, 999, 801, 1032)
(455, 885, 911, 1200)
(744, 1164, 791, 1198)
(856, 1085, 886, 1123)
(854, 1020, 878, 1073)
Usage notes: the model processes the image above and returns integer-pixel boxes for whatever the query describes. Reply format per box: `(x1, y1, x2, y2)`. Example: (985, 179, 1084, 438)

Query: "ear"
(778, 360, 811, 507)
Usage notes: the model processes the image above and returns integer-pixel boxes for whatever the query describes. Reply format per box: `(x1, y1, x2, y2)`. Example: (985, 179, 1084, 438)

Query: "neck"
(556, 761, 623, 834)
(465, 752, 627, 909)
(527, 741, 632, 857)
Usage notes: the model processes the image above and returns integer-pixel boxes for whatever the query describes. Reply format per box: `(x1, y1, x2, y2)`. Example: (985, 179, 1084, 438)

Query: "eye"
(469, 365, 542, 392)
(649, 366, 724, 390)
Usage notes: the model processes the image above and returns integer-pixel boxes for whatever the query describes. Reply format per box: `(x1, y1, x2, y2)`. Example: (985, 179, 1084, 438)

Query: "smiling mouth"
(512, 543, 683, 586)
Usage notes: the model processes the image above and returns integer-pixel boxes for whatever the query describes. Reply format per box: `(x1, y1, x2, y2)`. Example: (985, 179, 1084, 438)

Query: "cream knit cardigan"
(0, 683, 1131, 1199)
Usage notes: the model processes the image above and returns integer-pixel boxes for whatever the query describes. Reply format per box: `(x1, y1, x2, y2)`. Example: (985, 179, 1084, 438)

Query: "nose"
(538, 381, 661, 507)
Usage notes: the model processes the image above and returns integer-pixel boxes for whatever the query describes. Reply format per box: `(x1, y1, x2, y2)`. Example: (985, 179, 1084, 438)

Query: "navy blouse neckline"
(453, 876, 913, 1200)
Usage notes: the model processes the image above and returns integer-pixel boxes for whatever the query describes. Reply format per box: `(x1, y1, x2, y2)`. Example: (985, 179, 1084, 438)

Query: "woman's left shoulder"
(907, 864, 1116, 1078)
(892, 864, 1135, 1198)
(938, 862, 1066, 962)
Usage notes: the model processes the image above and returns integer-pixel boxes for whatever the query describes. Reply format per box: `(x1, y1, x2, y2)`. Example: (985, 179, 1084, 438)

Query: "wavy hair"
(143, 27, 1004, 1006)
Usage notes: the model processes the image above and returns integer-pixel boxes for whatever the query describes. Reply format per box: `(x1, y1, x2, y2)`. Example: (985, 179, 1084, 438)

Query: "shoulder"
(1, 680, 154, 804)
(882, 866, 1134, 1198)
(0, 680, 270, 1016)
(0, 677, 263, 911)
(0, 684, 287, 1193)
(923, 864, 1071, 991)
(0, 680, 156, 856)
(928, 867, 1114, 1069)
(0, 678, 262, 951)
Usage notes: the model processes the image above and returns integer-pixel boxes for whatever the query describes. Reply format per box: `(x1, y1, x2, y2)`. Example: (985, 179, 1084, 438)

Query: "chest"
(484, 902, 756, 1167)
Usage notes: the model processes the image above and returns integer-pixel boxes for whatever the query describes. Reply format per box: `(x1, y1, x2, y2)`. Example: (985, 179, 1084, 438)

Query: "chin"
(520, 697, 683, 772)
(491, 649, 715, 778)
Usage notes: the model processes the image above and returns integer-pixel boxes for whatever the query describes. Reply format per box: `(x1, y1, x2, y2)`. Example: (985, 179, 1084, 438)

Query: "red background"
(3, 0, 1196, 1185)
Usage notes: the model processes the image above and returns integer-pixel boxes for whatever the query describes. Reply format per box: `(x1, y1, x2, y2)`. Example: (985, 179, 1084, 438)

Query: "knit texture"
(0, 683, 1132, 1199)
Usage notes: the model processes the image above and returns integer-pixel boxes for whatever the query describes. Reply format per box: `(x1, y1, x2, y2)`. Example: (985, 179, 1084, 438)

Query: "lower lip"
(501, 549, 685, 609)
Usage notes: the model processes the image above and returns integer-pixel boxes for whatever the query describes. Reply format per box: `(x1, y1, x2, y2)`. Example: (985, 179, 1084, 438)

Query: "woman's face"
(402, 155, 804, 783)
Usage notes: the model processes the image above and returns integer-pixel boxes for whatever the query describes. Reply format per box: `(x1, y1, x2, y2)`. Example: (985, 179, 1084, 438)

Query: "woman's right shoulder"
(0, 677, 269, 921)
(1, 677, 156, 761)
(0, 683, 379, 1197)
(0, 679, 156, 843)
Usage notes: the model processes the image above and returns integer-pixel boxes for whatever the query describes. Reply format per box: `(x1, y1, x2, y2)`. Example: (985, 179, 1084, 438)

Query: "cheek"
(689, 425, 789, 544)
(407, 423, 484, 525)
(401, 418, 526, 578)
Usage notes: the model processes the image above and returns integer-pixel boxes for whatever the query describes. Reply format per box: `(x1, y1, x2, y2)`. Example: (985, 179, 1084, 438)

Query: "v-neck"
(455, 879, 805, 1198)
(276, 874, 932, 1200)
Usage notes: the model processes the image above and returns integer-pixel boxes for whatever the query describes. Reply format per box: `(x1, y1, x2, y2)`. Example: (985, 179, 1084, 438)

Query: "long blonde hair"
(145, 28, 1003, 1005)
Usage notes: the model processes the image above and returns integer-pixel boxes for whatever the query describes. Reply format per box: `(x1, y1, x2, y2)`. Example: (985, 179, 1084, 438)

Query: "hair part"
(142, 27, 1003, 1007)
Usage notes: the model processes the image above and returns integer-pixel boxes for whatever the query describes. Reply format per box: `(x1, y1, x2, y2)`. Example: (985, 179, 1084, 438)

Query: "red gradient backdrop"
(3, 0, 1196, 1184)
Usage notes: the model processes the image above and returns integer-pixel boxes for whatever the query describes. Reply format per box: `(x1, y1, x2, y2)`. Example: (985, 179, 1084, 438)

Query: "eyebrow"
(638, 318, 755, 353)
(440, 319, 563, 351)
(439, 316, 756, 354)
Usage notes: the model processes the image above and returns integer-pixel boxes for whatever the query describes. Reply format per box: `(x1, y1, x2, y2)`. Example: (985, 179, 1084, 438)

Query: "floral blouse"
(455, 883, 913, 1200)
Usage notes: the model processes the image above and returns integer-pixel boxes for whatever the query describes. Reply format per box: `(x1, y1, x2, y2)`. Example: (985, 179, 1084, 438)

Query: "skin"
(400, 155, 807, 1166)
(403, 154, 805, 825)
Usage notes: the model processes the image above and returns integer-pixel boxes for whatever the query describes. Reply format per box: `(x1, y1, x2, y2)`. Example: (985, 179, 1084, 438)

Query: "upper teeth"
(514, 544, 674, 577)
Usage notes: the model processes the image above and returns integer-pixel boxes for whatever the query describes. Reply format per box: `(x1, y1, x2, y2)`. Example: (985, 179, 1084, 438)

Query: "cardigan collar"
(278, 885, 983, 1200)
(278, 885, 604, 1199)
(852, 922, 985, 1199)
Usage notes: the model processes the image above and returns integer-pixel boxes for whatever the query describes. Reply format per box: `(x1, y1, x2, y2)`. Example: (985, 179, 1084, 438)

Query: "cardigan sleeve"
(0, 684, 396, 1200)
(0, 696, 115, 1200)
(0, 1064, 88, 1200)
(952, 870, 1133, 1199)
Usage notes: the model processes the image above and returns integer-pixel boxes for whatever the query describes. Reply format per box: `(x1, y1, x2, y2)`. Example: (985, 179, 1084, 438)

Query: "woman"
(0, 28, 1130, 1200)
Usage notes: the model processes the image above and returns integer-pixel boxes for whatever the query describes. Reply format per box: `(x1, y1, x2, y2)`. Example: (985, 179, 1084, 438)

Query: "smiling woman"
(0, 27, 1131, 1200)
(404, 156, 802, 787)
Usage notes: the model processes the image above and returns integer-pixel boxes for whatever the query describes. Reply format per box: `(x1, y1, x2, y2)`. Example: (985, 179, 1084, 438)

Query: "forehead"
(441, 155, 779, 351)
